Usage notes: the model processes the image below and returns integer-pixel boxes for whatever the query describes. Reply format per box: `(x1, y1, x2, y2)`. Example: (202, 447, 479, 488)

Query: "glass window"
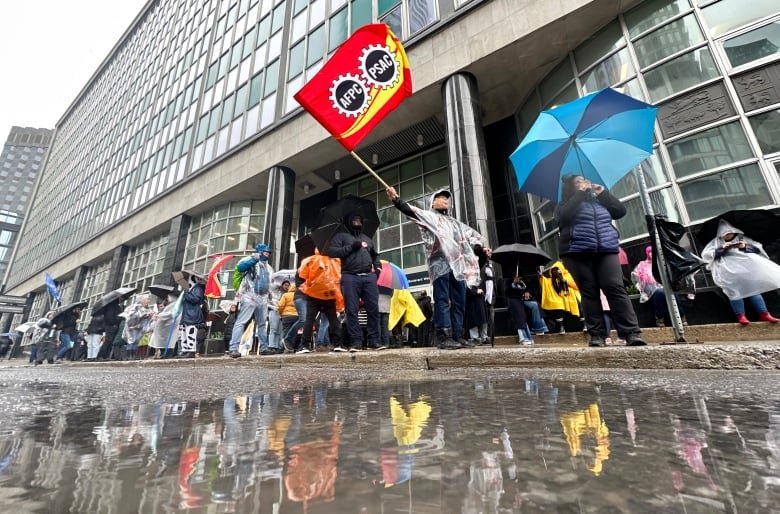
(234, 83, 249, 118)
(667, 122, 753, 177)
(222, 94, 235, 126)
(288, 41, 305, 78)
(580, 48, 635, 93)
(258, 15, 271, 41)
(679, 164, 772, 221)
(243, 26, 257, 58)
(723, 21, 780, 68)
(381, 4, 403, 39)
(377, 226, 400, 250)
(539, 59, 574, 105)
(307, 25, 325, 66)
(351, 0, 371, 33)
(409, 0, 436, 34)
(329, 9, 348, 51)
(379, 0, 399, 16)
(402, 243, 426, 268)
(616, 187, 680, 239)
(625, 0, 692, 38)
(613, 78, 646, 101)
(701, 0, 778, 38)
(749, 109, 780, 154)
(536, 201, 558, 234)
(264, 60, 280, 96)
(271, 3, 285, 33)
(292, 11, 307, 41)
(643, 47, 719, 102)
(248, 71, 263, 106)
(611, 152, 669, 198)
(310, 0, 326, 28)
(633, 14, 704, 68)
(574, 21, 625, 71)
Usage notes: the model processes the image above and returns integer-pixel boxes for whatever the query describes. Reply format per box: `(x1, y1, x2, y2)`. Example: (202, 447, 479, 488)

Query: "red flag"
(294, 24, 412, 151)
(205, 255, 233, 298)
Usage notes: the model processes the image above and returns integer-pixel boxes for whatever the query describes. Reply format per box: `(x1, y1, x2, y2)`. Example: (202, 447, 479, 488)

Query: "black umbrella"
(91, 287, 137, 314)
(491, 243, 551, 274)
(295, 234, 317, 259)
(311, 195, 380, 252)
(696, 209, 780, 246)
(147, 284, 175, 299)
(51, 301, 88, 325)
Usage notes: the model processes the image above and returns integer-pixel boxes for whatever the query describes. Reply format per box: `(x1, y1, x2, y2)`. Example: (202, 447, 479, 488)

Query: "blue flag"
(44, 272, 61, 303)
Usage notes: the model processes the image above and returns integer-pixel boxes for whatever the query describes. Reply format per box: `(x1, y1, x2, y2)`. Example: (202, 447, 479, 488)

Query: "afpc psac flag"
(294, 23, 412, 151)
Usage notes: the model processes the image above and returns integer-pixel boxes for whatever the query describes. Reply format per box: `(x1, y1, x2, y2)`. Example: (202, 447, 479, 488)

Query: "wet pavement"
(2, 365, 780, 512)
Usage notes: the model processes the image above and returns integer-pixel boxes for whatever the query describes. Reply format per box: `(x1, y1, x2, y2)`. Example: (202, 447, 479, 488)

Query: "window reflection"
(723, 21, 780, 68)
(679, 164, 772, 221)
(616, 188, 680, 239)
(644, 48, 719, 102)
(667, 122, 753, 178)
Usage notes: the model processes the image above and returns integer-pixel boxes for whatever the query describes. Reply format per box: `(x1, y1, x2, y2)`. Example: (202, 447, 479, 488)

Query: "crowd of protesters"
(12, 174, 780, 364)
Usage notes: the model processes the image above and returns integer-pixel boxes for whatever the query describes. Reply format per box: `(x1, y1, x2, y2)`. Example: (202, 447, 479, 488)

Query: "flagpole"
(349, 151, 391, 189)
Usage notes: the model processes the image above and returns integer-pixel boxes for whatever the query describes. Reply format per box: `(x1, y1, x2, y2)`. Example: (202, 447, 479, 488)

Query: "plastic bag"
(646, 215, 706, 291)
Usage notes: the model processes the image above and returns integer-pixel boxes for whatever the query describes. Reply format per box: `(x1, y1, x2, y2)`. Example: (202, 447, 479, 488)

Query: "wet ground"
(2, 365, 780, 513)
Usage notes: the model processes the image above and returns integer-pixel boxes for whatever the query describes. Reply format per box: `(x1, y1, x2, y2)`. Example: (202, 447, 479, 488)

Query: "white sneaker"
(520, 339, 534, 346)
(330, 346, 347, 353)
(295, 348, 311, 354)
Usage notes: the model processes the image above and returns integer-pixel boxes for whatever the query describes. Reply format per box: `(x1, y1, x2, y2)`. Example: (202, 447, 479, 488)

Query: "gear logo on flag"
(330, 73, 370, 117)
(359, 44, 400, 89)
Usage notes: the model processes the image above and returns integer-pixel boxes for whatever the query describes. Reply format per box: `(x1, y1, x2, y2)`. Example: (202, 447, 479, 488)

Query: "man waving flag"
(295, 23, 412, 173)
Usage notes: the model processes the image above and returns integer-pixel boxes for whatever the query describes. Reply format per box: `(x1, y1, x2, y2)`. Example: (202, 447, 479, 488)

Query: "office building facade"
(0, 127, 52, 287)
(5, 0, 780, 327)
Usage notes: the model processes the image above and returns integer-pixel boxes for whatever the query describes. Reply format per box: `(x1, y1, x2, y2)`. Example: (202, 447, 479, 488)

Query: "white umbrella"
(219, 300, 237, 314)
(14, 322, 36, 334)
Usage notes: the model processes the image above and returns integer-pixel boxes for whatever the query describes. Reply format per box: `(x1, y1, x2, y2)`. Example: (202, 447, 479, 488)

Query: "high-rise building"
(5, 0, 780, 328)
(0, 127, 52, 284)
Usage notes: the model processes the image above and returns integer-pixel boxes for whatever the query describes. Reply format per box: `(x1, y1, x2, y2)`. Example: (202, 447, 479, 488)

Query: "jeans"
(432, 271, 466, 339)
(730, 294, 768, 316)
(523, 300, 548, 334)
(283, 295, 308, 345)
(29, 344, 38, 363)
(341, 273, 380, 347)
(57, 332, 74, 360)
(267, 309, 282, 350)
(229, 300, 268, 353)
(316, 315, 330, 346)
(652, 289, 685, 319)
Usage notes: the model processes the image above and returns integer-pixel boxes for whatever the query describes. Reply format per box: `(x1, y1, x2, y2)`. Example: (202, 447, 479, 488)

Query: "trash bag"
(646, 215, 706, 292)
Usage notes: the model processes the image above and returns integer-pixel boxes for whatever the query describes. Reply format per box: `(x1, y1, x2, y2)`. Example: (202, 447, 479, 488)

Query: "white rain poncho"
(149, 299, 180, 349)
(701, 220, 780, 300)
(406, 191, 487, 288)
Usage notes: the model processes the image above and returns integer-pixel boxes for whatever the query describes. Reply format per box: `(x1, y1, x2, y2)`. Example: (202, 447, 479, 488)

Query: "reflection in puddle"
(1, 378, 780, 512)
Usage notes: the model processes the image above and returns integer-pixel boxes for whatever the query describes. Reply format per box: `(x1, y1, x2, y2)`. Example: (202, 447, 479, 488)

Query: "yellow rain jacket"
(540, 260, 581, 316)
(388, 289, 426, 330)
(560, 403, 610, 475)
(390, 395, 432, 447)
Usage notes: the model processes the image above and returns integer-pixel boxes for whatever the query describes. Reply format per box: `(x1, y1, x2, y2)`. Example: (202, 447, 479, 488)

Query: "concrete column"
(441, 72, 498, 248)
(67, 266, 88, 304)
(263, 166, 295, 271)
(159, 214, 192, 286)
(104, 245, 129, 294)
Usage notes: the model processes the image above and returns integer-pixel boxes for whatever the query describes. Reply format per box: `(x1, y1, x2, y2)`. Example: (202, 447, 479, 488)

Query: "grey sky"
(0, 0, 148, 141)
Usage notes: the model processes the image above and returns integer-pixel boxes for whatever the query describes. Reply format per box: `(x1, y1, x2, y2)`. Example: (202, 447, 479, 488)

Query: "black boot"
(436, 329, 462, 350)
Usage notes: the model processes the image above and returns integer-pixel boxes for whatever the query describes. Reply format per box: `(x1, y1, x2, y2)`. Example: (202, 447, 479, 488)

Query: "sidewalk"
(2, 322, 777, 371)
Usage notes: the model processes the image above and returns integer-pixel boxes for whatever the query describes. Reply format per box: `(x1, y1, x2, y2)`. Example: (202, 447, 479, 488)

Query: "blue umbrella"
(510, 87, 657, 201)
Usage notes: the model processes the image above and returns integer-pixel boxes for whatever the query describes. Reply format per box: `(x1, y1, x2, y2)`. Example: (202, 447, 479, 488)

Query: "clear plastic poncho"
(701, 220, 780, 300)
(407, 203, 487, 288)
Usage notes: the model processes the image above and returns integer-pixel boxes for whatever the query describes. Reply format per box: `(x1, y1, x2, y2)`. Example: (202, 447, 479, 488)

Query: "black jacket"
(326, 231, 381, 275)
(59, 311, 81, 336)
(181, 284, 206, 325)
(102, 302, 123, 330)
(86, 312, 105, 334)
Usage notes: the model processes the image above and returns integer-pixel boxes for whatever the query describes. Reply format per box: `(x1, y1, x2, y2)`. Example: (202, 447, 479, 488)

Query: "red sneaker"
(736, 314, 750, 325)
(759, 312, 779, 323)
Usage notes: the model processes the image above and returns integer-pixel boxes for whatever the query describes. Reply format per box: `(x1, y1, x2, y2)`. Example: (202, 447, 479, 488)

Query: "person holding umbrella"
(386, 187, 491, 349)
(97, 300, 124, 360)
(325, 213, 383, 351)
(701, 220, 780, 325)
(228, 243, 275, 358)
(555, 175, 645, 347)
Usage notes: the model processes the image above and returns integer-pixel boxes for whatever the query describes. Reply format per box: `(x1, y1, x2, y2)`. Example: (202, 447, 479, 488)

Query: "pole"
(350, 151, 391, 189)
(635, 167, 686, 343)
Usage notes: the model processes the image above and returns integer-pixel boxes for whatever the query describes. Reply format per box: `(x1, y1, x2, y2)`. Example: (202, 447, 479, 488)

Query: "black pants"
(97, 326, 120, 359)
(301, 297, 341, 350)
(341, 273, 380, 347)
(563, 253, 640, 338)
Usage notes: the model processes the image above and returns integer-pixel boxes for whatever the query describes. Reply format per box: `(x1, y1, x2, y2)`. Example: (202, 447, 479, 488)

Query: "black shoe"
(626, 335, 647, 346)
(229, 351, 241, 358)
(35, 361, 42, 366)
(588, 336, 606, 347)
(437, 338, 463, 350)
(47, 359, 54, 364)
(461, 339, 477, 348)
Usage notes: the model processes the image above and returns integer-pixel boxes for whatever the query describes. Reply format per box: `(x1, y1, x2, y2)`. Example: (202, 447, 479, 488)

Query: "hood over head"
(716, 220, 744, 240)
(429, 188, 452, 213)
(344, 211, 363, 234)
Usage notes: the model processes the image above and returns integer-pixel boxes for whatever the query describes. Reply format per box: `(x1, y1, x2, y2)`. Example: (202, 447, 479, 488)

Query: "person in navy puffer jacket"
(554, 175, 645, 347)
